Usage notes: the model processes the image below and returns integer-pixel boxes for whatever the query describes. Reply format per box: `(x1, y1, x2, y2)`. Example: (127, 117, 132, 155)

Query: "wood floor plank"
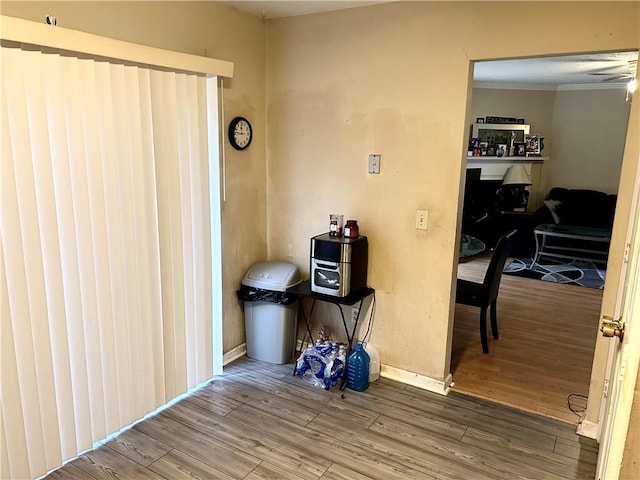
(554, 436, 599, 465)
(244, 461, 310, 480)
(186, 386, 243, 416)
(308, 413, 501, 480)
(147, 449, 237, 480)
(104, 428, 172, 467)
(133, 413, 261, 478)
(234, 369, 381, 428)
(368, 414, 566, 480)
(454, 254, 602, 425)
(354, 381, 558, 451)
(403, 386, 583, 442)
(280, 377, 469, 442)
(205, 377, 319, 425)
(46, 463, 99, 480)
(71, 445, 166, 480)
(164, 399, 331, 480)
(46, 356, 597, 480)
(461, 426, 596, 479)
(226, 403, 437, 480)
(319, 463, 375, 479)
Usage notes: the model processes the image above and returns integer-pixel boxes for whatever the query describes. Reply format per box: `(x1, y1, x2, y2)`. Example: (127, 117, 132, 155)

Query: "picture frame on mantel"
(514, 142, 526, 156)
(525, 134, 541, 156)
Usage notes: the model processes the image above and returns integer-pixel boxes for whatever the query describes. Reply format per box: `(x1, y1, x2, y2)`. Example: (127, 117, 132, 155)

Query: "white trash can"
(239, 261, 302, 364)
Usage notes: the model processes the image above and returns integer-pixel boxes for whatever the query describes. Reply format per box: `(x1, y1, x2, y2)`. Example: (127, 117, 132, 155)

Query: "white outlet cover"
(368, 154, 381, 174)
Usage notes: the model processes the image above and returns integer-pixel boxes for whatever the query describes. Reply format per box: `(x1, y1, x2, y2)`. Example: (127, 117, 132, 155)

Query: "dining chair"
(456, 229, 517, 353)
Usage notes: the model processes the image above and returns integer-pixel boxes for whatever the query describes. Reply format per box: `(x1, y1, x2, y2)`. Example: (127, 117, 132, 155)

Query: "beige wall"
(266, 1, 639, 382)
(471, 87, 630, 208)
(549, 88, 631, 195)
(470, 87, 556, 207)
(0, 1, 267, 353)
(3, 1, 640, 472)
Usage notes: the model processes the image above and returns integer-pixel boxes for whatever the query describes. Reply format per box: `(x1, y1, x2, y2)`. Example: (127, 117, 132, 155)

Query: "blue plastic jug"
(346, 343, 370, 392)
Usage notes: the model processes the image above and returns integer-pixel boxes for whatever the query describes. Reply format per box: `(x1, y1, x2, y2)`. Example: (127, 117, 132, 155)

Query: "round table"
(460, 234, 486, 259)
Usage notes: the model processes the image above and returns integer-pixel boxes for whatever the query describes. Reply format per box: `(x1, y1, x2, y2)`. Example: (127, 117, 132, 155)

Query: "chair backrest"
(482, 229, 517, 302)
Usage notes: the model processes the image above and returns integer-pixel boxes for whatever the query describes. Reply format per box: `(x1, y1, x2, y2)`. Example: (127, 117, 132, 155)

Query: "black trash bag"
(237, 284, 298, 305)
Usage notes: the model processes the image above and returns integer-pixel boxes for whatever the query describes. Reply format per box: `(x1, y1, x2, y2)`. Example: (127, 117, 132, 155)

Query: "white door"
(595, 156, 640, 479)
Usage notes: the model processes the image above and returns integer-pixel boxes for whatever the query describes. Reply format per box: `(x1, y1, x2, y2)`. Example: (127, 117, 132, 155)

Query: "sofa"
(537, 187, 617, 230)
(520, 187, 617, 263)
(489, 187, 616, 259)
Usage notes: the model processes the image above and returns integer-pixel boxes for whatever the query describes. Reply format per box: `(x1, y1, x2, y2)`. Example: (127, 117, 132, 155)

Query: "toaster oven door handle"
(316, 262, 338, 270)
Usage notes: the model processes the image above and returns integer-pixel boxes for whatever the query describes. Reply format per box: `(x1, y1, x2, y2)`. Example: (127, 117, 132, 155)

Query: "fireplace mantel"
(466, 156, 548, 181)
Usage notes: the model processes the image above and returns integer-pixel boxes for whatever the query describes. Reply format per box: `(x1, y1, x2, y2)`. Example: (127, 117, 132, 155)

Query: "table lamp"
(497, 165, 531, 211)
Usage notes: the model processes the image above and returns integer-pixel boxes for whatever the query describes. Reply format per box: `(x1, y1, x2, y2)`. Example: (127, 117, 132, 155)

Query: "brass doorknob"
(601, 316, 624, 340)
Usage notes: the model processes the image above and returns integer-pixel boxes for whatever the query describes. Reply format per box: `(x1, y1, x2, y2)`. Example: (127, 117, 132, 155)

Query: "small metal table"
(286, 280, 374, 389)
(533, 224, 611, 266)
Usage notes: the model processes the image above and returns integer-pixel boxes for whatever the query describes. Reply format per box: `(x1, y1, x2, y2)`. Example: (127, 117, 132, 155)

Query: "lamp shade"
(503, 165, 531, 185)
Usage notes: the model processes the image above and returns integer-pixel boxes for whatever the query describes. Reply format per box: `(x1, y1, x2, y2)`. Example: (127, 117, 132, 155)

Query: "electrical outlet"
(368, 154, 381, 174)
(351, 306, 360, 323)
(416, 210, 428, 230)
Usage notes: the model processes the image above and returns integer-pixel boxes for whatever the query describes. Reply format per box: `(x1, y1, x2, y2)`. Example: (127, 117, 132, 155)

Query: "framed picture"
(480, 141, 488, 156)
(514, 142, 526, 156)
(476, 117, 484, 124)
(486, 144, 496, 156)
(525, 134, 540, 155)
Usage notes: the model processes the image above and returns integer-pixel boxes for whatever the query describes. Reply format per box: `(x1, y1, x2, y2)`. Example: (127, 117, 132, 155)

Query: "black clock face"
(228, 116, 252, 150)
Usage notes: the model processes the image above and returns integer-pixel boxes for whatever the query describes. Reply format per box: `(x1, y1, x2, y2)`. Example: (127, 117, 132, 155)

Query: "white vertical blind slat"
(136, 67, 167, 408)
(190, 76, 212, 383)
(76, 56, 110, 444)
(151, 70, 187, 400)
(1, 42, 219, 479)
(2, 47, 57, 478)
(1, 63, 31, 480)
(93, 59, 124, 436)
(39, 50, 81, 463)
(175, 73, 196, 388)
(58, 53, 100, 454)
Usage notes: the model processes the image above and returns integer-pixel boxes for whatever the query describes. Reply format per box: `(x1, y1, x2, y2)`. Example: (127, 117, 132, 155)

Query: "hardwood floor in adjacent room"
(47, 356, 598, 480)
(453, 253, 603, 425)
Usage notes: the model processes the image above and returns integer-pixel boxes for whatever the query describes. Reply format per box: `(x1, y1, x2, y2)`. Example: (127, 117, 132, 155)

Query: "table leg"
(292, 299, 317, 375)
(337, 297, 366, 391)
(533, 231, 544, 267)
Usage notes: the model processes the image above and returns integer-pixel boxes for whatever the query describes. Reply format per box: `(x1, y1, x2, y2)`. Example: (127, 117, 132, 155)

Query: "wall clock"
(228, 116, 252, 150)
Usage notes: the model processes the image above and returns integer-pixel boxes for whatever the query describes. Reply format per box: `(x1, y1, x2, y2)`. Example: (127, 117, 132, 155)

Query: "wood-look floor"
(454, 254, 603, 425)
(46, 356, 598, 480)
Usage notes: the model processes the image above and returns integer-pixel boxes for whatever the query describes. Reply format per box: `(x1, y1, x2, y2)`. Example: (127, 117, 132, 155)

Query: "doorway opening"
(451, 51, 637, 425)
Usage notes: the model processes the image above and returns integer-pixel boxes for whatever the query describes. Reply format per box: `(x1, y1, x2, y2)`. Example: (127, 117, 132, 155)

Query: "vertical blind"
(1, 42, 219, 479)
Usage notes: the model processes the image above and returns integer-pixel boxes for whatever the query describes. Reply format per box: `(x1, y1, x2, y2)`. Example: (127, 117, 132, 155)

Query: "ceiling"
(220, 1, 638, 88)
(474, 52, 638, 89)
(218, 1, 387, 19)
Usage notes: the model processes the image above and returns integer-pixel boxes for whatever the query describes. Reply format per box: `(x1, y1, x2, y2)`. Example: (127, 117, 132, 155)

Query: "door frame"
(594, 95, 640, 479)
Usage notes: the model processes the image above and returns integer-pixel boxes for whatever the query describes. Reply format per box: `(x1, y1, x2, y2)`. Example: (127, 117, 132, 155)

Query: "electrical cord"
(567, 393, 588, 419)
(361, 290, 377, 345)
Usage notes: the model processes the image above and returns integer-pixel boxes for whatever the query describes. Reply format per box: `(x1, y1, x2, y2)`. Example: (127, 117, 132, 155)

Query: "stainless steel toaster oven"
(310, 233, 368, 297)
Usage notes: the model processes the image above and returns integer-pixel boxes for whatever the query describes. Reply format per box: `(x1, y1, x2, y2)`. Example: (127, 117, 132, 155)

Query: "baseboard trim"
(576, 419, 598, 440)
(223, 343, 246, 366)
(381, 364, 452, 396)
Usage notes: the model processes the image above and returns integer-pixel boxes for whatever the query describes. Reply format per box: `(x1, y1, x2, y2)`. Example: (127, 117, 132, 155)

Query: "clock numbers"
(228, 117, 252, 150)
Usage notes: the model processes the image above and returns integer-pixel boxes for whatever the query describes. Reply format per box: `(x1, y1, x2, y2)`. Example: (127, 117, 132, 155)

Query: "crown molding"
(473, 81, 627, 91)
